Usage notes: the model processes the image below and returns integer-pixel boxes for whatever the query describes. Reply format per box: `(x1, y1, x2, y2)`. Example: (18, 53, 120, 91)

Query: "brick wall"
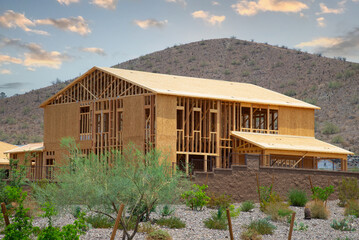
(194, 163, 359, 202)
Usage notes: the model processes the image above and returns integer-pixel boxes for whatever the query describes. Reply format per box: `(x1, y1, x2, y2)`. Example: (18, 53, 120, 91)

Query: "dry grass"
(306, 200, 330, 219)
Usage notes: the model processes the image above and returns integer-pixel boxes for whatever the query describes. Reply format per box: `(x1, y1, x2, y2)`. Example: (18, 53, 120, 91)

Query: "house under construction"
(21, 66, 350, 176)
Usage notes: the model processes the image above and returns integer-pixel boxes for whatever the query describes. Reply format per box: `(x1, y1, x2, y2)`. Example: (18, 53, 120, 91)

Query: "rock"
(304, 207, 311, 220)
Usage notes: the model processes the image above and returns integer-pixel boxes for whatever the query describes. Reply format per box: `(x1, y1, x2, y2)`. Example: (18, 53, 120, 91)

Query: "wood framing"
(35, 67, 352, 176)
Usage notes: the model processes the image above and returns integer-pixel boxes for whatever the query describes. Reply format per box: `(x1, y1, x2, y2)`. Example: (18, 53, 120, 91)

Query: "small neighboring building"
(4, 143, 45, 180)
(0, 141, 17, 167)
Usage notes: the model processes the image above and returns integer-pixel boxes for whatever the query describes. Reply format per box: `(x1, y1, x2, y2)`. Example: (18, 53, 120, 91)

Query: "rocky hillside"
(1, 38, 358, 153)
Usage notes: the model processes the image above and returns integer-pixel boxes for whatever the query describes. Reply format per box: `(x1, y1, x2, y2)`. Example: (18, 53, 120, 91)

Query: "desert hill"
(1, 38, 358, 153)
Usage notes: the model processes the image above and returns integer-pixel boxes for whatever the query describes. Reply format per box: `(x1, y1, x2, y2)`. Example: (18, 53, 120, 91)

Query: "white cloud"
(296, 37, 343, 48)
(165, 0, 187, 7)
(35, 16, 91, 36)
(27, 67, 35, 71)
(80, 47, 106, 56)
(133, 19, 168, 29)
(212, 1, 220, 5)
(0, 54, 23, 65)
(0, 69, 11, 75)
(316, 17, 325, 27)
(316, 1, 346, 15)
(0, 10, 49, 35)
(57, 0, 80, 5)
(192, 10, 226, 25)
(0, 37, 70, 69)
(91, 0, 118, 10)
(231, 0, 308, 16)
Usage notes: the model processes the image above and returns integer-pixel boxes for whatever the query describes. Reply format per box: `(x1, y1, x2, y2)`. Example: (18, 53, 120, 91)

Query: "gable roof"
(41, 66, 320, 109)
(0, 141, 17, 165)
(231, 132, 353, 155)
(4, 142, 44, 154)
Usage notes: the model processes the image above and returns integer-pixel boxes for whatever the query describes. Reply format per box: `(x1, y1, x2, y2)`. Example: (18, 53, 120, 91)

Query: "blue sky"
(0, 0, 358, 96)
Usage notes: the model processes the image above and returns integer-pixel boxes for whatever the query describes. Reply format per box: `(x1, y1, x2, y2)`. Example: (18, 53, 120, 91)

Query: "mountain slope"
(1, 38, 358, 153)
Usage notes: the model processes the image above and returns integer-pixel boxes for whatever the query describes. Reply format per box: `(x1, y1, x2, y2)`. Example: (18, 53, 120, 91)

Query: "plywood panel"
(123, 95, 145, 151)
(156, 95, 177, 165)
(278, 106, 315, 137)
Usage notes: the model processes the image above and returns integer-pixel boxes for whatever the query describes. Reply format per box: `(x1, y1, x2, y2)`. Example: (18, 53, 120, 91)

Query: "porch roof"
(4, 142, 44, 154)
(231, 132, 353, 156)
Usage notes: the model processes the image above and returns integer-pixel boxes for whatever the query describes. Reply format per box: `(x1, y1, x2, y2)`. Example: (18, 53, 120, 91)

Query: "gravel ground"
(1, 200, 358, 240)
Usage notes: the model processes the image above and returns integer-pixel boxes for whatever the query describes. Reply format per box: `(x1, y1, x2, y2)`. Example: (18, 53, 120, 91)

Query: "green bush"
(344, 200, 359, 217)
(294, 222, 308, 231)
(228, 204, 241, 218)
(338, 178, 359, 207)
(240, 201, 255, 212)
(240, 228, 262, 240)
(322, 122, 340, 135)
(247, 218, 276, 235)
(138, 222, 156, 234)
(284, 90, 296, 97)
(155, 217, 185, 229)
(307, 200, 329, 219)
(311, 185, 334, 203)
(203, 208, 227, 230)
(328, 81, 343, 89)
(181, 184, 210, 211)
(207, 192, 232, 209)
(146, 229, 172, 240)
(85, 214, 114, 228)
(331, 217, 356, 231)
(263, 200, 293, 222)
(159, 205, 175, 217)
(288, 189, 308, 207)
(332, 135, 344, 144)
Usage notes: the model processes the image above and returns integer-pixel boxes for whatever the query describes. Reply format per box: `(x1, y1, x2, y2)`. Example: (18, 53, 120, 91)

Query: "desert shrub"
(203, 208, 227, 230)
(344, 200, 359, 218)
(240, 228, 262, 240)
(331, 217, 356, 231)
(241, 201, 255, 212)
(181, 184, 210, 211)
(247, 218, 276, 235)
(207, 192, 232, 209)
(155, 217, 185, 229)
(138, 222, 156, 234)
(284, 90, 296, 97)
(306, 200, 329, 219)
(288, 189, 308, 207)
(328, 81, 343, 89)
(338, 178, 359, 207)
(33, 139, 189, 240)
(146, 229, 172, 240)
(228, 204, 241, 218)
(72, 206, 82, 219)
(332, 135, 344, 144)
(258, 185, 273, 204)
(263, 199, 293, 222)
(159, 205, 175, 217)
(322, 122, 339, 135)
(294, 222, 308, 231)
(85, 214, 114, 228)
(312, 185, 334, 204)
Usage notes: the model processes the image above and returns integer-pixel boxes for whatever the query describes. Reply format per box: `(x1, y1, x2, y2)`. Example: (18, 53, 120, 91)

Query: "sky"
(0, 0, 359, 97)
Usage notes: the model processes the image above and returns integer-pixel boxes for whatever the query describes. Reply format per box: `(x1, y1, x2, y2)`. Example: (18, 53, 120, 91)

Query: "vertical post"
(308, 176, 314, 193)
(1, 202, 10, 227)
(110, 203, 125, 240)
(288, 212, 296, 240)
(256, 173, 261, 203)
(185, 154, 189, 176)
(226, 208, 234, 240)
(204, 155, 208, 172)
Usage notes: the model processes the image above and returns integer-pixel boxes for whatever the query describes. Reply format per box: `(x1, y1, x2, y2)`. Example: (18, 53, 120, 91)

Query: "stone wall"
(194, 162, 359, 202)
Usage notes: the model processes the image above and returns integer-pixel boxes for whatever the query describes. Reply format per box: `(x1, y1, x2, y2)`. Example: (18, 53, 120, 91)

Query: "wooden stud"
(288, 212, 296, 240)
(110, 203, 125, 240)
(308, 176, 314, 193)
(226, 208, 234, 240)
(1, 202, 10, 226)
(256, 173, 261, 203)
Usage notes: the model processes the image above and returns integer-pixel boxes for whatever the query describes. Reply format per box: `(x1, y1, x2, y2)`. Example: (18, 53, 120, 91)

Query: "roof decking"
(4, 142, 44, 154)
(41, 67, 320, 109)
(0, 141, 17, 165)
(231, 132, 353, 156)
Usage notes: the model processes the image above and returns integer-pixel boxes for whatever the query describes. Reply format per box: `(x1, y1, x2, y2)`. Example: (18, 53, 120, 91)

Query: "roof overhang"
(231, 131, 353, 156)
(4, 142, 44, 154)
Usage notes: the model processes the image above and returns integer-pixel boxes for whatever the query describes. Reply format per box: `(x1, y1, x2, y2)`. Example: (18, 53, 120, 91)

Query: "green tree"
(33, 138, 189, 240)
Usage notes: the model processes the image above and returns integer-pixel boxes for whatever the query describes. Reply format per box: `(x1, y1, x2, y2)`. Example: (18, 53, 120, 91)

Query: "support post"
(1, 202, 10, 227)
(308, 176, 314, 193)
(204, 155, 207, 172)
(185, 154, 189, 176)
(110, 203, 125, 240)
(226, 208, 234, 240)
(288, 212, 296, 240)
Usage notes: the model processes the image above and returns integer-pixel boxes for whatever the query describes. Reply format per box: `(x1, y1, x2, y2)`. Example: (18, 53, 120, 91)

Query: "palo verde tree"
(33, 138, 189, 240)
